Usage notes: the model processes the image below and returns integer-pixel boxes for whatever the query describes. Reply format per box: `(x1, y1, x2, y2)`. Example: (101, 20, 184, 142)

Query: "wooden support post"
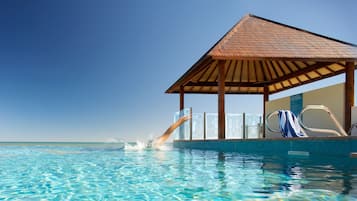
(218, 61, 226, 140)
(179, 86, 185, 140)
(180, 86, 184, 111)
(263, 86, 269, 138)
(345, 62, 354, 133)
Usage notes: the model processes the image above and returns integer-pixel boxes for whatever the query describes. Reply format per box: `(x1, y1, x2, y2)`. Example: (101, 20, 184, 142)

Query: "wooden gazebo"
(166, 14, 357, 139)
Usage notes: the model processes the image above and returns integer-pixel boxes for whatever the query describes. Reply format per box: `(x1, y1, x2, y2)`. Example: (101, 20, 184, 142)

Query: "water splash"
(155, 143, 172, 151)
(124, 141, 147, 151)
(123, 140, 171, 151)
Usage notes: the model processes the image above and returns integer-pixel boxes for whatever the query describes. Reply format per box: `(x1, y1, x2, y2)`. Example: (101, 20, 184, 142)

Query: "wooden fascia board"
(186, 81, 266, 87)
(176, 91, 263, 95)
(210, 55, 357, 62)
(165, 56, 213, 93)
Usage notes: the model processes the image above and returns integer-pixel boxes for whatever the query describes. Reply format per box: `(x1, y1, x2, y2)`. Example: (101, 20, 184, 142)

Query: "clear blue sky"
(0, 0, 356, 142)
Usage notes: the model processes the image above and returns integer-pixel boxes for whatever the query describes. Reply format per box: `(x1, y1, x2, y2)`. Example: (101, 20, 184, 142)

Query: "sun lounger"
(266, 105, 347, 137)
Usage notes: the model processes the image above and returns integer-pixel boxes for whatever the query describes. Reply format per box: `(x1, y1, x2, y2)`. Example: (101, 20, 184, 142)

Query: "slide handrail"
(297, 105, 347, 136)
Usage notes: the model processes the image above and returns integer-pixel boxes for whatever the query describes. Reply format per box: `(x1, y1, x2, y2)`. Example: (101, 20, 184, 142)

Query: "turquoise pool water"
(0, 142, 356, 200)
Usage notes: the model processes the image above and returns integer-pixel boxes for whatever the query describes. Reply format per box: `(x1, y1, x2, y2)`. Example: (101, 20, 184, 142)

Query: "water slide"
(151, 115, 191, 148)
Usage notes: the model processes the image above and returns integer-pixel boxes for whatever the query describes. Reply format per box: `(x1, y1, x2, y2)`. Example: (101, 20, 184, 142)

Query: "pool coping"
(173, 136, 357, 157)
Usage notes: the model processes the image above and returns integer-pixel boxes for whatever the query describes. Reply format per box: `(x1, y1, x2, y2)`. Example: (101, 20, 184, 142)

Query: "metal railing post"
(203, 112, 206, 140)
(179, 109, 184, 140)
(189, 107, 193, 141)
(259, 116, 262, 138)
(243, 112, 246, 139)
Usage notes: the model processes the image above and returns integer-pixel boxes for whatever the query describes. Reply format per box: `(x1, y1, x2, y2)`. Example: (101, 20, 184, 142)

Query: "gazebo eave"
(166, 58, 357, 94)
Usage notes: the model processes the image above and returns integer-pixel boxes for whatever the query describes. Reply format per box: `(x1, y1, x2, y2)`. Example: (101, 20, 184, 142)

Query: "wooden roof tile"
(209, 14, 357, 61)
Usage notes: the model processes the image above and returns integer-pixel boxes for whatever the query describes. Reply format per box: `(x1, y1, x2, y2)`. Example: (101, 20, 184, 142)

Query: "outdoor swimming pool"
(0, 142, 356, 200)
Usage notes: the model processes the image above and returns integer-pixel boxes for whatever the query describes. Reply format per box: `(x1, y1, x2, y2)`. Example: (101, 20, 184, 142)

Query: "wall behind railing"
(174, 108, 262, 140)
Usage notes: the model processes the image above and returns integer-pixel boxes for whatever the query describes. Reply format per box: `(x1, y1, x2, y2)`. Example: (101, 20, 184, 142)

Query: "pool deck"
(174, 136, 357, 157)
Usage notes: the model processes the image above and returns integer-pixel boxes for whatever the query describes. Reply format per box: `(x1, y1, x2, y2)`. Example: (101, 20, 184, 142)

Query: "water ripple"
(0, 143, 356, 200)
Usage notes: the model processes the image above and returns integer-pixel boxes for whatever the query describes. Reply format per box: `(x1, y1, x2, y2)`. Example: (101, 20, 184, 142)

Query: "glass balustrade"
(175, 108, 262, 140)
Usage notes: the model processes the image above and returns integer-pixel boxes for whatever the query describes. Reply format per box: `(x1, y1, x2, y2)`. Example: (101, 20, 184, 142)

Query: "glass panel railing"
(174, 109, 261, 140)
(174, 108, 191, 140)
(245, 114, 262, 139)
(205, 113, 218, 139)
(226, 113, 243, 139)
(192, 113, 204, 140)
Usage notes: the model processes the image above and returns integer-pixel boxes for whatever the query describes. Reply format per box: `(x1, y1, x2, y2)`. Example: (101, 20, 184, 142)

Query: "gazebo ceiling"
(166, 14, 357, 95)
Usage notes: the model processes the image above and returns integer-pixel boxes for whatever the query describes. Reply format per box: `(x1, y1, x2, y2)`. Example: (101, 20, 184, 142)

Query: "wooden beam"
(180, 64, 350, 95)
(264, 60, 274, 80)
(166, 56, 213, 93)
(186, 81, 266, 87)
(231, 60, 238, 82)
(239, 60, 244, 91)
(270, 62, 333, 85)
(218, 60, 226, 139)
(253, 61, 258, 82)
(225, 60, 232, 92)
(283, 60, 294, 74)
(345, 62, 354, 133)
(210, 55, 356, 63)
(263, 86, 269, 138)
(180, 86, 184, 110)
(181, 91, 263, 95)
(269, 67, 347, 94)
(247, 60, 251, 82)
(195, 63, 211, 85)
(267, 60, 279, 78)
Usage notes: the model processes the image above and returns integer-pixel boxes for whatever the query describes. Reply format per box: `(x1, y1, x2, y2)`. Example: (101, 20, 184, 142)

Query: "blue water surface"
(0, 142, 356, 200)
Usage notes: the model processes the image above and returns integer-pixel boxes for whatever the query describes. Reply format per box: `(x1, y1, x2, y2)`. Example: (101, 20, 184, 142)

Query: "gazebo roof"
(166, 14, 357, 94)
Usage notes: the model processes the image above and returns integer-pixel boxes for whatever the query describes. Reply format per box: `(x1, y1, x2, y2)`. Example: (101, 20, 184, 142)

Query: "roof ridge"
(248, 14, 357, 47)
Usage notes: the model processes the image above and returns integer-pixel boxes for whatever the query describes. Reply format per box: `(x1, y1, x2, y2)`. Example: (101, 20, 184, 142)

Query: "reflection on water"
(216, 152, 227, 192)
(0, 143, 356, 200)
(260, 154, 357, 199)
(216, 152, 227, 190)
(176, 149, 357, 200)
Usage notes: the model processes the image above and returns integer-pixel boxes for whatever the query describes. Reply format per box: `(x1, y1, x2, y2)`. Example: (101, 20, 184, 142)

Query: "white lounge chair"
(266, 105, 347, 137)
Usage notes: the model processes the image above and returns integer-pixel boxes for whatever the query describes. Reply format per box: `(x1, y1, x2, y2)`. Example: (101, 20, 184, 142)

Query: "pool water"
(0, 142, 356, 200)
